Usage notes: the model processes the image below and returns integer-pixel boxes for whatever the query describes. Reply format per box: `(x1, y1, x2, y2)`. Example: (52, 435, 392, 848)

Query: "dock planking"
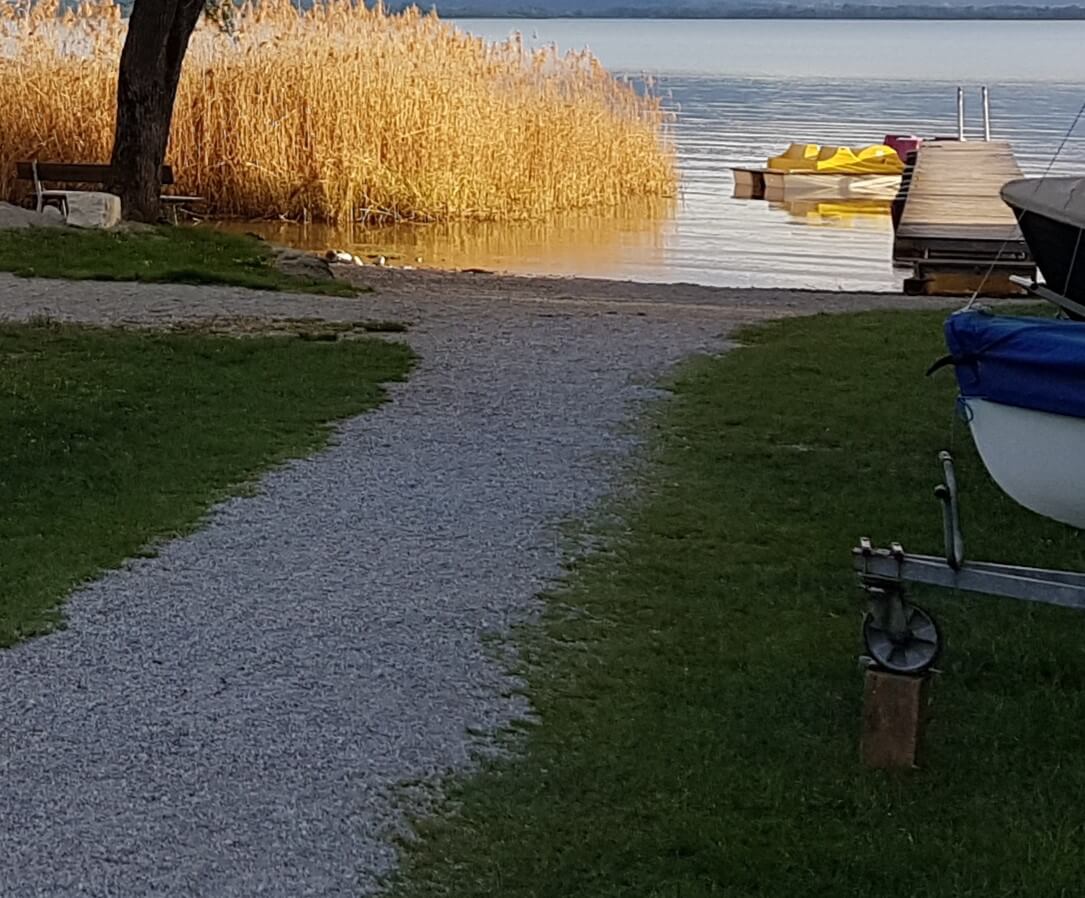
(893, 140, 1034, 295)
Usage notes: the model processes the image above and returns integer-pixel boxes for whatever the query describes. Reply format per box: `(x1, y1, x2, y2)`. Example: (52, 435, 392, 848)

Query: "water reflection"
(214, 23, 1085, 291)
(217, 197, 676, 279)
(771, 199, 893, 229)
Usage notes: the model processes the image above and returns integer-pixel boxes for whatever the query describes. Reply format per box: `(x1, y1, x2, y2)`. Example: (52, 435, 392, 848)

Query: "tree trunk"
(109, 0, 204, 222)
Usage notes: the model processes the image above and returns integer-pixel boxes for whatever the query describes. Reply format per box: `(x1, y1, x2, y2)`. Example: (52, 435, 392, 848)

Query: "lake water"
(246, 19, 1085, 291)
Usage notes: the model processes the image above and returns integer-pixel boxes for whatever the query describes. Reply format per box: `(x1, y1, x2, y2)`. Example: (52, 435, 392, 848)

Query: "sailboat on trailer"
(935, 172, 1085, 530)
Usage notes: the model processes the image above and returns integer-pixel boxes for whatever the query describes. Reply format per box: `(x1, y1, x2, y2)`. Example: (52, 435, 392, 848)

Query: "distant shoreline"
(438, 10, 1085, 19)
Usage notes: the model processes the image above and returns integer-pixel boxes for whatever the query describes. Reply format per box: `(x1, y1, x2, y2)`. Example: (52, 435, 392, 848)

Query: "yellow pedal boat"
(766, 143, 906, 175)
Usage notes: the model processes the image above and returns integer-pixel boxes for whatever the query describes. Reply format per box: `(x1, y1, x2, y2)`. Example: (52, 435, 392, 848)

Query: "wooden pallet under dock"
(892, 140, 1035, 296)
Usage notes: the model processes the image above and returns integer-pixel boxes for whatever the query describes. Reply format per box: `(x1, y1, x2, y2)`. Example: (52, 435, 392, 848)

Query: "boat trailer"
(853, 450, 1085, 674)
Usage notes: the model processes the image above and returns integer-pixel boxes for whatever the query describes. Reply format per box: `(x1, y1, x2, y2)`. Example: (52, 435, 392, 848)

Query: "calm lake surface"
(249, 19, 1085, 291)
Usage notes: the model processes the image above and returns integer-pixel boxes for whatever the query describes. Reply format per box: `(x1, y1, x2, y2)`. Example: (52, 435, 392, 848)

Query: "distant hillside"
(106, 0, 1085, 18)
(391, 0, 1085, 16)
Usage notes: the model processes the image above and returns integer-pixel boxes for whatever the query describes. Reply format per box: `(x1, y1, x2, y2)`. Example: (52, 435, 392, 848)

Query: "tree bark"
(109, 0, 204, 222)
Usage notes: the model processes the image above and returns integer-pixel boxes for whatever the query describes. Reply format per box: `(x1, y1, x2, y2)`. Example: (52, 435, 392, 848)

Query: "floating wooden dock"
(892, 140, 1035, 296)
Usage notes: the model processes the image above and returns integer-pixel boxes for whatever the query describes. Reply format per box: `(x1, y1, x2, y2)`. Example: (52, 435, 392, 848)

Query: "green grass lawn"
(0, 227, 356, 295)
(390, 308, 1085, 898)
(0, 322, 411, 646)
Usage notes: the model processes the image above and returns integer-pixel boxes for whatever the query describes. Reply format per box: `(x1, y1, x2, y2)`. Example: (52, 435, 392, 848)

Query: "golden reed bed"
(0, 0, 676, 223)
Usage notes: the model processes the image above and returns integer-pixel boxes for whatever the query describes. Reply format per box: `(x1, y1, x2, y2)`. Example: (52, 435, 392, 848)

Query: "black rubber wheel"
(862, 602, 941, 674)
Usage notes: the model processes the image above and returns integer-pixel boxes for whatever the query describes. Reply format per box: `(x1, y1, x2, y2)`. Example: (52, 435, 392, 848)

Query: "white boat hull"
(966, 397, 1085, 528)
(729, 167, 902, 201)
(763, 171, 901, 201)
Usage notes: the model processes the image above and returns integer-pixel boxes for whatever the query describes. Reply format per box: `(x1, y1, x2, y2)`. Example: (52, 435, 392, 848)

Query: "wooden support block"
(860, 668, 929, 769)
(921, 269, 1033, 298)
(902, 275, 928, 296)
(902, 268, 1035, 298)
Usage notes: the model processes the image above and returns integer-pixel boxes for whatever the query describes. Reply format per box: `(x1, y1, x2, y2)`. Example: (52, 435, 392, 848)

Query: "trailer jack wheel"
(862, 590, 941, 675)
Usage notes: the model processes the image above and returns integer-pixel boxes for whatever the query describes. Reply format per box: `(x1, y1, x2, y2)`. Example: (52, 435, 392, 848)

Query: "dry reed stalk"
(0, 0, 676, 223)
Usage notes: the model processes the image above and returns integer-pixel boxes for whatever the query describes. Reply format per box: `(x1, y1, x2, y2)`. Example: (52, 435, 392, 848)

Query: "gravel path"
(0, 272, 954, 896)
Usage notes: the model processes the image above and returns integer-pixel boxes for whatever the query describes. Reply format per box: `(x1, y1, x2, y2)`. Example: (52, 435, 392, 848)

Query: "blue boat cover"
(945, 310, 1085, 419)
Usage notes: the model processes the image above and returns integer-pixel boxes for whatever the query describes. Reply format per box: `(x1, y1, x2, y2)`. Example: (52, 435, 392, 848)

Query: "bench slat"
(15, 162, 175, 185)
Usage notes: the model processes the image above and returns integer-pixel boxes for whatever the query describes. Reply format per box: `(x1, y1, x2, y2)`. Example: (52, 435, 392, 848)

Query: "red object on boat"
(884, 134, 923, 163)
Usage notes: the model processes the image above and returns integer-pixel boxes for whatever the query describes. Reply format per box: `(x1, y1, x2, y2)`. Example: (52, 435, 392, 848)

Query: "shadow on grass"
(0, 321, 412, 647)
(388, 307, 1085, 898)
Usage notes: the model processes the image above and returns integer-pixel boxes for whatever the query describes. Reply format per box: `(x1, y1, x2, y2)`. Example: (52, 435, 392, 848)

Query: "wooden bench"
(15, 161, 203, 222)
